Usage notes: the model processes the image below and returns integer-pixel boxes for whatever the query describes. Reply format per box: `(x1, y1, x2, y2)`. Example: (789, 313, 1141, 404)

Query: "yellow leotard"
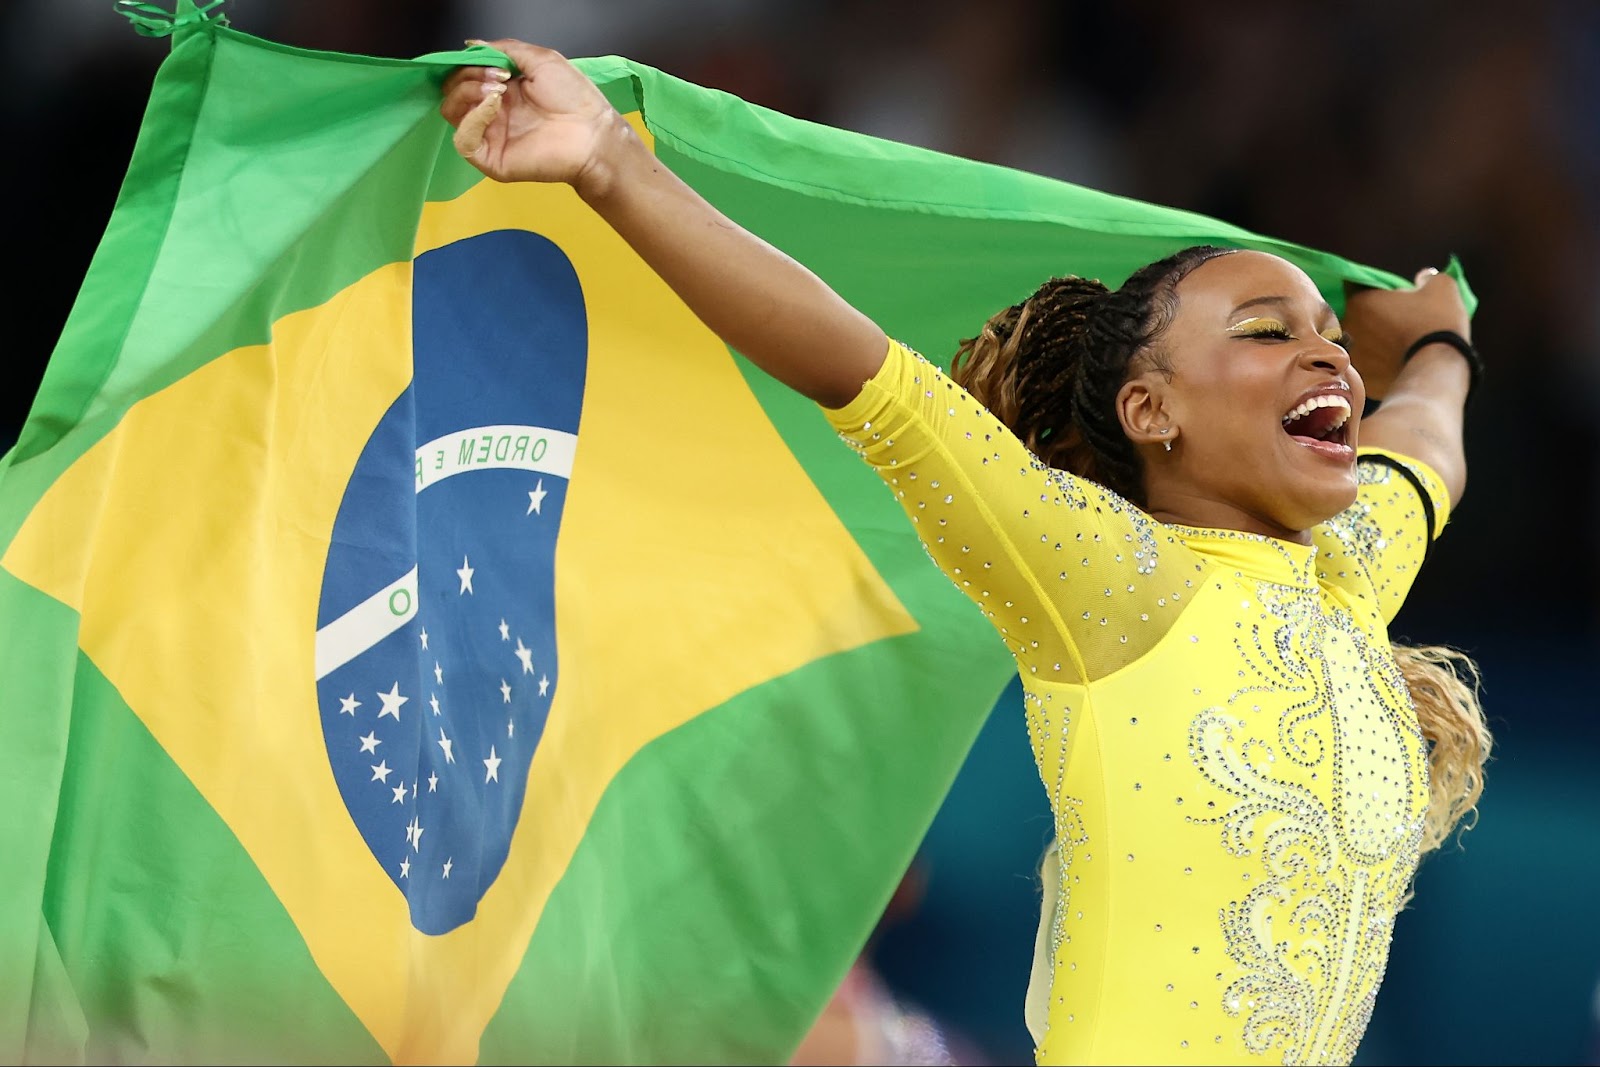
(824, 341, 1450, 1066)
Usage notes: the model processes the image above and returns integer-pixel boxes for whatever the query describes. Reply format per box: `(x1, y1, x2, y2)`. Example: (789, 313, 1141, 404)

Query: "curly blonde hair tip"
(1393, 643, 1493, 855)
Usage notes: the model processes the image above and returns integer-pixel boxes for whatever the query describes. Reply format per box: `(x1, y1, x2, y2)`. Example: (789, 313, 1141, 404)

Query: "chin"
(1282, 475, 1360, 531)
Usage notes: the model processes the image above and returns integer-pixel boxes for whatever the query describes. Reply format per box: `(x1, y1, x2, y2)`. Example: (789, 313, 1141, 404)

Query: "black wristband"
(1403, 329, 1482, 401)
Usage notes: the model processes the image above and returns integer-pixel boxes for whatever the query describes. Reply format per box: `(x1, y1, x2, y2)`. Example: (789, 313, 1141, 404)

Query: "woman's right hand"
(440, 39, 622, 197)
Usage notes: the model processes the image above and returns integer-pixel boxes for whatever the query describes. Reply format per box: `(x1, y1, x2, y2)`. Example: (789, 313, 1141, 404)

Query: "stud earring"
(1163, 440, 1173, 452)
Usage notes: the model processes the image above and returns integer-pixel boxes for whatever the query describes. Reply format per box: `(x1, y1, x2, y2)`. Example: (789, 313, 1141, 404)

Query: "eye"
(1228, 318, 1294, 341)
(1324, 331, 1353, 350)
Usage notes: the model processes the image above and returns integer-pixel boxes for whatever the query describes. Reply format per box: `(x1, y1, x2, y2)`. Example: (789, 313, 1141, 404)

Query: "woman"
(440, 42, 1491, 1066)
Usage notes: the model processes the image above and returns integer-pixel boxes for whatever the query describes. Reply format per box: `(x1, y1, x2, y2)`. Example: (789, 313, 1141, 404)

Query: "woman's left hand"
(1342, 268, 1470, 400)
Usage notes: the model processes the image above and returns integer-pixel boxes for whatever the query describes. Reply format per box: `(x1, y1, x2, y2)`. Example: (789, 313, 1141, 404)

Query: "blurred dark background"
(3, 1, 1596, 1064)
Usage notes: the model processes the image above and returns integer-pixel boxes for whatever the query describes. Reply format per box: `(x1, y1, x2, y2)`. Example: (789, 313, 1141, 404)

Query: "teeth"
(1281, 394, 1351, 428)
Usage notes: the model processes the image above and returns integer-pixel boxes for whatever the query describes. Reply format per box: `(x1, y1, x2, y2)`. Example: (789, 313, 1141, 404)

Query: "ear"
(1115, 372, 1174, 447)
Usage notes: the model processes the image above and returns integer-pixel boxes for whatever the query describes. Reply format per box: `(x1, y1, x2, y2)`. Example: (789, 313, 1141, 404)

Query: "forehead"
(1171, 250, 1328, 319)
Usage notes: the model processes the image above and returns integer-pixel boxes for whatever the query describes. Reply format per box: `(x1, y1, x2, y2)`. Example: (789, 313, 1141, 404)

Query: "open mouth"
(1281, 393, 1354, 459)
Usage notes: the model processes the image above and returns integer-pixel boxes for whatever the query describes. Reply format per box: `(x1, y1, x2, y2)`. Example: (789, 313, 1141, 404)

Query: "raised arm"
(1343, 268, 1476, 508)
(440, 39, 886, 408)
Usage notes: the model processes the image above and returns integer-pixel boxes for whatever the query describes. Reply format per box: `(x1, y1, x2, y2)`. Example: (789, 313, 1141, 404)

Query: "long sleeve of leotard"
(824, 339, 1206, 685)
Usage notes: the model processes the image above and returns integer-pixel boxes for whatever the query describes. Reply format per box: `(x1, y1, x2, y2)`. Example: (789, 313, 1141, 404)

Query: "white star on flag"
(443, 857, 454, 879)
(527, 479, 547, 515)
(400, 857, 410, 878)
(484, 745, 502, 783)
(391, 781, 407, 804)
(429, 693, 441, 716)
(376, 681, 408, 721)
(358, 731, 381, 754)
(434, 661, 444, 684)
(500, 678, 512, 704)
(406, 815, 423, 851)
(419, 628, 429, 650)
(338, 693, 361, 715)
(457, 556, 475, 595)
(428, 771, 439, 792)
(371, 760, 392, 783)
(538, 674, 550, 697)
(498, 619, 510, 641)
(508, 718, 515, 738)
(437, 727, 455, 764)
(514, 637, 534, 675)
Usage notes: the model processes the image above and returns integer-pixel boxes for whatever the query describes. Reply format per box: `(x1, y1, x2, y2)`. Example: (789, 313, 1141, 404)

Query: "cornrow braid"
(952, 244, 1234, 502)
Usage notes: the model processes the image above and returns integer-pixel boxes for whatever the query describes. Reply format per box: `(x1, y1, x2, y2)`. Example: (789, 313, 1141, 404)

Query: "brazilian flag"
(0, 3, 1470, 1064)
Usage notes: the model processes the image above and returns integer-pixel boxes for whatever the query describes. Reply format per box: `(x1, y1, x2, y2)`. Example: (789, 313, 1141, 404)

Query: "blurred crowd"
(1, 2, 1595, 1064)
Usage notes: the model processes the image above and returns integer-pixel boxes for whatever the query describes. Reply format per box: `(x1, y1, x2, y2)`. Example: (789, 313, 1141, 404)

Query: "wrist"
(1402, 330, 1482, 402)
(573, 110, 645, 203)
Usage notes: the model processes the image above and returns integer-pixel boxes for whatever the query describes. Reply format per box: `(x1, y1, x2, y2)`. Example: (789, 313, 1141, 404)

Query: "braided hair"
(952, 243, 1492, 858)
(950, 244, 1233, 502)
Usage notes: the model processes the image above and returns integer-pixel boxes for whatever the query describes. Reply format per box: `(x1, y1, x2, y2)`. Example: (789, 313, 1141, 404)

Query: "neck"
(1142, 486, 1313, 545)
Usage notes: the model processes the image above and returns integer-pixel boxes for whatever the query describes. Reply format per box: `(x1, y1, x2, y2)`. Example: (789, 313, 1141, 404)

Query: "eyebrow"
(1230, 295, 1338, 321)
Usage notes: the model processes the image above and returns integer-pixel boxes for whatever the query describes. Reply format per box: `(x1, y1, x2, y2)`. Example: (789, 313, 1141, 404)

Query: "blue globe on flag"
(313, 230, 587, 935)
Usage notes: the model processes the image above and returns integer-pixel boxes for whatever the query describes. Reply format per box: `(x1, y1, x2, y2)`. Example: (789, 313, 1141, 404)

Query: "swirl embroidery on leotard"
(1187, 581, 1428, 1065)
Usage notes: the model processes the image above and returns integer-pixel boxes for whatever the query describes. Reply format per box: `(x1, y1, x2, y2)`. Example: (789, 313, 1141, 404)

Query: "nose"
(1301, 336, 1351, 375)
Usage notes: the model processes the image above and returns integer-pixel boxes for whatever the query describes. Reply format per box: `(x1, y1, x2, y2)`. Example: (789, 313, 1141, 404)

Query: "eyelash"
(1237, 325, 1352, 349)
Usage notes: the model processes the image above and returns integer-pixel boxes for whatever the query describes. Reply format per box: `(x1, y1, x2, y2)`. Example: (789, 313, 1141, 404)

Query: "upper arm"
(1314, 448, 1452, 623)
(1356, 350, 1470, 509)
(824, 340, 1203, 683)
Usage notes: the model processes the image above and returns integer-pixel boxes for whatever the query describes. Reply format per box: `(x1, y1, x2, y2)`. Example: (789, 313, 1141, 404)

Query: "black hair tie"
(1403, 330, 1482, 403)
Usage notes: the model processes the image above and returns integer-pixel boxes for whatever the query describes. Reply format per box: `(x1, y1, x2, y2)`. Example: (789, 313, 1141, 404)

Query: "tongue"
(1284, 405, 1343, 440)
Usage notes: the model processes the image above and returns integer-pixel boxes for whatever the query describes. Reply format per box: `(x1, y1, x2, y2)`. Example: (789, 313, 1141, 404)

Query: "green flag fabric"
(0, 6, 1469, 1065)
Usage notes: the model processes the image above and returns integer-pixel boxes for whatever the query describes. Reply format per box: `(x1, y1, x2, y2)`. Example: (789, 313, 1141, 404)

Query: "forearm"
(578, 113, 887, 408)
(1358, 344, 1470, 506)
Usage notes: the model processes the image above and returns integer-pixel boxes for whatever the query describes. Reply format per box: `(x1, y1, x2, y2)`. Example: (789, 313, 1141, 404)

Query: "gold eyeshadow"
(1227, 316, 1288, 335)
(1228, 318, 1349, 348)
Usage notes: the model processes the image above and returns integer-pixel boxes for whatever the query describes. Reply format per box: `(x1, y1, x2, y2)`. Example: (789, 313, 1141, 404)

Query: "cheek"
(1180, 370, 1281, 452)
